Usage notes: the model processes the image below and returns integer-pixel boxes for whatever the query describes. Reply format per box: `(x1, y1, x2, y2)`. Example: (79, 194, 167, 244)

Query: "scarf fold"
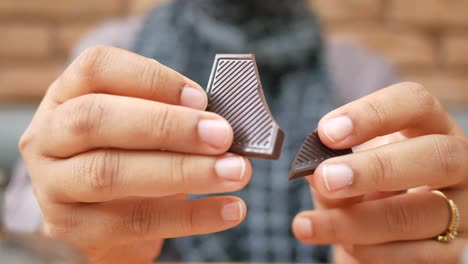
(133, 1, 333, 262)
(181, 0, 320, 69)
(133, 0, 325, 92)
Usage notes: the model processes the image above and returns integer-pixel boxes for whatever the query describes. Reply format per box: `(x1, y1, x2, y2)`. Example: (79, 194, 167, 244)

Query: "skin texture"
(291, 82, 468, 264)
(20, 46, 468, 263)
(20, 46, 253, 264)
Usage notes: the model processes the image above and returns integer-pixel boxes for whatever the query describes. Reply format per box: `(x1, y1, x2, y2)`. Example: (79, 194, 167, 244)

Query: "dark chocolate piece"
(288, 131, 353, 180)
(206, 54, 284, 160)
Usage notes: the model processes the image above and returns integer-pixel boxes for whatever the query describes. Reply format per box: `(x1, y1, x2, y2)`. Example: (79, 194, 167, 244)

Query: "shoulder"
(69, 16, 144, 61)
(325, 39, 401, 104)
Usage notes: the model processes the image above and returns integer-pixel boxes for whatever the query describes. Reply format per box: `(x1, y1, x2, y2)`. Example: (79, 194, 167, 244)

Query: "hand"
(291, 82, 468, 263)
(19, 46, 252, 264)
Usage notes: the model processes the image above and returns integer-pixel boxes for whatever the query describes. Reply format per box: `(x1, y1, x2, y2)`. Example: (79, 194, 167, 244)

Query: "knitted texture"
(133, 0, 333, 262)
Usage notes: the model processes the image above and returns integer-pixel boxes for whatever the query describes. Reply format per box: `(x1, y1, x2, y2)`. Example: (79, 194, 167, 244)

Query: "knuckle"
(140, 59, 168, 98)
(43, 209, 79, 240)
(74, 45, 111, 82)
(431, 135, 462, 182)
(17, 111, 54, 158)
(169, 154, 190, 189)
(18, 131, 34, 155)
(369, 151, 394, 188)
(66, 94, 106, 138)
(44, 223, 72, 240)
(405, 82, 442, 115)
(384, 197, 415, 235)
(147, 103, 173, 141)
(18, 113, 51, 156)
(128, 201, 160, 238)
(43, 224, 66, 240)
(178, 204, 196, 235)
(361, 99, 387, 127)
(188, 205, 197, 234)
(80, 45, 110, 60)
(84, 150, 121, 193)
(323, 212, 339, 242)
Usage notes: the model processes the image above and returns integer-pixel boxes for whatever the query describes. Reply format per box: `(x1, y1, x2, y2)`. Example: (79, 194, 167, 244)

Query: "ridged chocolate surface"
(206, 54, 284, 160)
(288, 131, 353, 180)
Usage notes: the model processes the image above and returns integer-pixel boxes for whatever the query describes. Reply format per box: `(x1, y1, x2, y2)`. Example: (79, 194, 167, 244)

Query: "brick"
(442, 34, 468, 66)
(57, 23, 97, 57)
(388, 0, 468, 28)
(326, 27, 436, 67)
(0, 63, 62, 102)
(0, 24, 50, 59)
(0, 0, 124, 20)
(403, 71, 468, 107)
(129, 0, 170, 15)
(310, 0, 381, 22)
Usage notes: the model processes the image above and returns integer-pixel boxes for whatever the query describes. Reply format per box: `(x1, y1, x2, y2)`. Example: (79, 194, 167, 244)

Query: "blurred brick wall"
(0, 0, 467, 107)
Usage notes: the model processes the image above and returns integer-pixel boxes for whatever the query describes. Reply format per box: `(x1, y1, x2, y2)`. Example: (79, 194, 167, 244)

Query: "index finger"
(311, 135, 468, 199)
(317, 82, 462, 150)
(45, 45, 206, 110)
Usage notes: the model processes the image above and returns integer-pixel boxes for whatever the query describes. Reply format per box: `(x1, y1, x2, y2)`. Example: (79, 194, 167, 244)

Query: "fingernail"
(294, 217, 313, 238)
(323, 116, 353, 143)
(180, 86, 207, 110)
(323, 164, 354, 192)
(215, 156, 246, 181)
(198, 119, 231, 148)
(221, 201, 243, 221)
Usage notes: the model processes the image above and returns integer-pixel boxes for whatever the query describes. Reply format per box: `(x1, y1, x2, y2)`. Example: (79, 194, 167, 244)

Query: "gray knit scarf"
(133, 0, 334, 262)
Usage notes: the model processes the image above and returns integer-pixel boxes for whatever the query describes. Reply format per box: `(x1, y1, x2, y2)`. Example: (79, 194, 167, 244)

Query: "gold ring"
(432, 190, 459, 243)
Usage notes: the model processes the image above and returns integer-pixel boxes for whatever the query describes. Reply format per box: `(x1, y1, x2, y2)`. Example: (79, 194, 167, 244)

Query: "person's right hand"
(19, 46, 252, 264)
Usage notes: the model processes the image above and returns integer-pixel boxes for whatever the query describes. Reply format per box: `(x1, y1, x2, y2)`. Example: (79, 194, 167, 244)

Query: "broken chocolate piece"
(206, 54, 284, 160)
(288, 131, 353, 180)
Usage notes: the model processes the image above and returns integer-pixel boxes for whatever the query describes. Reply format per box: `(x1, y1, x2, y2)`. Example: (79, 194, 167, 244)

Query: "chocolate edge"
(206, 54, 285, 160)
(288, 131, 353, 180)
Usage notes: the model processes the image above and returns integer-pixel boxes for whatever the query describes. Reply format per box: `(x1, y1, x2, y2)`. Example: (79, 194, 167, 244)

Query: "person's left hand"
(291, 82, 468, 263)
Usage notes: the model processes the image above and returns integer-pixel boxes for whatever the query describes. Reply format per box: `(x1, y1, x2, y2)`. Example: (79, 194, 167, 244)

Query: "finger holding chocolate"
(291, 82, 468, 264)
(20, 48, 253, 262)
(304, 82, 467, 199)
(206, 54, 285, 160)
